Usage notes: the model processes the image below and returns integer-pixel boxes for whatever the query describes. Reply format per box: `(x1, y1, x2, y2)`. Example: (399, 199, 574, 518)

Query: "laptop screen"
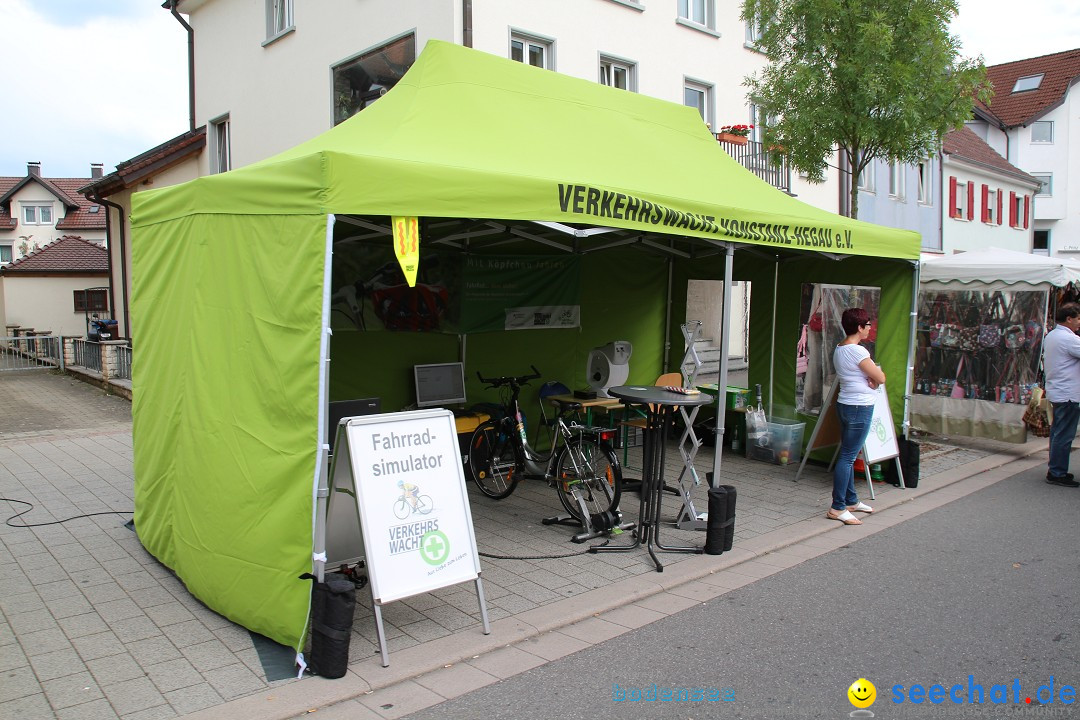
(414, 362, 466, 408)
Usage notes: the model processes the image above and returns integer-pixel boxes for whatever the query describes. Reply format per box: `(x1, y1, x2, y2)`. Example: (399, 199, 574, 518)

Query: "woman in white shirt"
(828, 308, 887, 525)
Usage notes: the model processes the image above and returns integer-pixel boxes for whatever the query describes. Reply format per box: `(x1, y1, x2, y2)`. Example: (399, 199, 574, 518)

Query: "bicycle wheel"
(416, 495, 434, 515)
(392, 498, 410, 520)
(553, 438, 621, 524)
(468, 419, 519, 499)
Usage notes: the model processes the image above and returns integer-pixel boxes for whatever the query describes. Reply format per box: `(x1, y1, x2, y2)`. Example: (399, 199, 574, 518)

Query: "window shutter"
(949, 176, 957, 217)
(967, 182, 974, 221)
(1023, 195, 1030, 229)
(997, 188, 1003, 226)
(981, 184, 989, 223)
(1009, 191, 1017, 227)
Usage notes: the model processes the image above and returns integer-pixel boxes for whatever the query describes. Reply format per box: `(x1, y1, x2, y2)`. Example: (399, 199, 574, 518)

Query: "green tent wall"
(130, 40, 920, 649)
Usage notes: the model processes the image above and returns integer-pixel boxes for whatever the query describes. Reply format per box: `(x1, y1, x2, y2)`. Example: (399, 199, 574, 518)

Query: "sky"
(1, 0, 1079, 180)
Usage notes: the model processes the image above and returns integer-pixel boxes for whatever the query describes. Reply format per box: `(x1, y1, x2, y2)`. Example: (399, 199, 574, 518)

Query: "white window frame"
(1012, 194, 1024, 228)
(21, 204, 53, 225)
(678, 0, 714, 29)
(1032, 173, 1053, 197)
(856, 155, 875, 193)
(0, 243, 12, 264)
(683, 79, 713, 128)
(888, 162, 905, 200)
(917, 159, 932, 205)
(1034, 229, 1050, 252)
(955, 182, 968, 219)
(510, 31, 554, 70)
(265, 0, 294, 41)
(599, 55, 636, 91)
(745, 14, 765, 45)
(986, 188, 997, 224)
(210, 114, 231, 174)
(1030, 121, 1053, 144)
(1012, 74, 1043, 93)
(332, 33, 416, 126)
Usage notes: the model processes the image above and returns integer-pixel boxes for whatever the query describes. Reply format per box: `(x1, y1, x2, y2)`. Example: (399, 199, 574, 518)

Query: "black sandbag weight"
(301, 573, 357, 679)
(703, 474, 737, 555)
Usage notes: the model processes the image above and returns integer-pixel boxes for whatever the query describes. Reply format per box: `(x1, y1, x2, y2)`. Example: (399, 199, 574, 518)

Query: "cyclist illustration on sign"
(394, 480, 433, 519)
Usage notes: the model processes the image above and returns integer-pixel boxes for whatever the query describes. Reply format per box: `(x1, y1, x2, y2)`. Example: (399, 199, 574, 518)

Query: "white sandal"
(827, 509, 862, 525)
(847, 502, 873, 513)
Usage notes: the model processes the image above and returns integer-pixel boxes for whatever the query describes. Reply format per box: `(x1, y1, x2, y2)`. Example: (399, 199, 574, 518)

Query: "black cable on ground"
(478, 539, 609, 561)
(1, 497, 132, 528)
(2, 498, 609, 559)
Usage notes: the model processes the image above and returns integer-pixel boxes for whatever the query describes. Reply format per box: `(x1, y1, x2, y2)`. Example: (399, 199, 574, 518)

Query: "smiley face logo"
(848, 678, 876, 709)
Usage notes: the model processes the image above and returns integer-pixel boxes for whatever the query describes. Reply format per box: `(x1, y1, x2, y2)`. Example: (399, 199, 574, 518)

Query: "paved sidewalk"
(0, 370, 1050, 719)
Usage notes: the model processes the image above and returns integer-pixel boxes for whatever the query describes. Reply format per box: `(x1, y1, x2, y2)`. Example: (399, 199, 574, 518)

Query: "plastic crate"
(726, 387, 751, 409)
(749, 418, 805, 465)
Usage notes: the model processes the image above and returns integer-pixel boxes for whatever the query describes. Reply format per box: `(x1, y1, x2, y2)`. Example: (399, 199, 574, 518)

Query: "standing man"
(1043, 303, 1080, 487)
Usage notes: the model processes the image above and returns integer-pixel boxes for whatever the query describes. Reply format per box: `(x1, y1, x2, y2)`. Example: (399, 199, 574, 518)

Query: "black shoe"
(1046, 475, 1079, 487)
(1046, 472, 1074, 481)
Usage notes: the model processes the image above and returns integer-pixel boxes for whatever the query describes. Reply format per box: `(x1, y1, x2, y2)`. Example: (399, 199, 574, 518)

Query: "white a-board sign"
(331, 408, 489, 666)
(795, 378, 904, 491)
(862, 382, 900, 464)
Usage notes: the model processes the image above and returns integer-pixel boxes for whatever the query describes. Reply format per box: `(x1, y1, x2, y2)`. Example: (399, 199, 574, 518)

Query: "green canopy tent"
(130, 40, 920, 651)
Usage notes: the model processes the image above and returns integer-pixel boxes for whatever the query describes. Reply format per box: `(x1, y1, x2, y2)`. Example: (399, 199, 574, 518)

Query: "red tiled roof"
(0, 235, 108, 275)
(975, 48, 1080, 127)
(0, 177, 18, 229)
(0, 174, 106, 233)
(942, 126, 1039, 186)
(80, 126, 206, 197)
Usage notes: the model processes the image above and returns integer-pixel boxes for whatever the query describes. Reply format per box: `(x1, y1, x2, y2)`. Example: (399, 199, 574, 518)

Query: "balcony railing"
(716, 138, 792, 194)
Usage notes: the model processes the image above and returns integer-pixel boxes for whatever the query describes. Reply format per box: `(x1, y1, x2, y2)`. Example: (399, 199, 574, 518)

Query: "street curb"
(181, 441, 1048, 719)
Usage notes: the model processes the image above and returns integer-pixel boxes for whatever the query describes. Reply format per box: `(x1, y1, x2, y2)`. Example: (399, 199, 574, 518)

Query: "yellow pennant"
(392, 216, 420, 287)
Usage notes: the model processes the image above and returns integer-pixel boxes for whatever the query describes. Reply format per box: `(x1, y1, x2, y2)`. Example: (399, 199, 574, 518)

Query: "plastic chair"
(533, 380, 571, 451)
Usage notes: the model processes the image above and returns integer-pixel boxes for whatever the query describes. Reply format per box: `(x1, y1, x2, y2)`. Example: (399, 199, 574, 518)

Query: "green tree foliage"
(742, 0, 991, 217)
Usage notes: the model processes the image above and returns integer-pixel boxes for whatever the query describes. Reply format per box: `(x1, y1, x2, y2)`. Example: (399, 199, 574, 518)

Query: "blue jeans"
(833, 403, 874, 511)
(1048, 401, 1080, 477)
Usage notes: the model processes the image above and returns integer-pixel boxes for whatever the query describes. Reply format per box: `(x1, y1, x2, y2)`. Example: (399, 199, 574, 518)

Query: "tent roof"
(921, 247, 1080, 289)
(132, 40, 919, 261)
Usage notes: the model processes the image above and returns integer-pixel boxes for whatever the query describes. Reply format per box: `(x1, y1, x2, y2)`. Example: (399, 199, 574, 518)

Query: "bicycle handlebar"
(476, 365, 542, 388)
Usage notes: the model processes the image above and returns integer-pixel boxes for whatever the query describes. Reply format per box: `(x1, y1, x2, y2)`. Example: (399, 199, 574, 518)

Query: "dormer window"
(1012, 74, 1043, 93)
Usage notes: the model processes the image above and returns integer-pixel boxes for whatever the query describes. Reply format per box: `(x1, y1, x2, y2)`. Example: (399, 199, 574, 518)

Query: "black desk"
(592, 385, 712, 571)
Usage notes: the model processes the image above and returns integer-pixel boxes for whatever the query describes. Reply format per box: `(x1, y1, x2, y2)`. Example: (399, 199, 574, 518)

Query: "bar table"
(592, 384, 712, 571)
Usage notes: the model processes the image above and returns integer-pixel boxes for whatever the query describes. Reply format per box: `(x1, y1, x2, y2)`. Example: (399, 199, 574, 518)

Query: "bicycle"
(393, 493, 433, 520)
(466, 366, 623, 529)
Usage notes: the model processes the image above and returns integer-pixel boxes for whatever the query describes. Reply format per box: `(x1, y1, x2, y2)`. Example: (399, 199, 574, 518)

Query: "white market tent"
(921, 247, 1080, 291)
(913, 247, 1080, 442)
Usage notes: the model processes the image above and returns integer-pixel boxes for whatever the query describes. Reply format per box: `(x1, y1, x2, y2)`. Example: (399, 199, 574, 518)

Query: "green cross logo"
(873, 418, 887, 443)
(419, 530, 450, 566)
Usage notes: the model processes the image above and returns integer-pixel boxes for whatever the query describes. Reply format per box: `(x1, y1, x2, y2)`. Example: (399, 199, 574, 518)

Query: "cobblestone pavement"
(0, 371, 1048, 719)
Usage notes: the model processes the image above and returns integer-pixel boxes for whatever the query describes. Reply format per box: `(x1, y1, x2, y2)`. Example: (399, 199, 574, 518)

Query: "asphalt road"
(401, 456, 1080, 720)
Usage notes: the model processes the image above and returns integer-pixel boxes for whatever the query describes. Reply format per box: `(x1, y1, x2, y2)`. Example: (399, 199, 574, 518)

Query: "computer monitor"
(414, 362, 466, 408)
(326, 398, 381, 452)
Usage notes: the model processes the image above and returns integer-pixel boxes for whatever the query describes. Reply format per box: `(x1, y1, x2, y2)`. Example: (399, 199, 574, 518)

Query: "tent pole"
(711, 243, 735, 486)
(664, 255, 673, 372)
(902, 260, 920, 439)
(313, 215, 337, 585)
(768, 255, 778, 420)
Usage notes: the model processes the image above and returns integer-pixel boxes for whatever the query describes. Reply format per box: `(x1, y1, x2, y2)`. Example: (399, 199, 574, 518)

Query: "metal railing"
(73, 339, 103, 372)
(1, 335, 62, 371)
(113, 344, 132, 380)
(717, 138, 792, 194)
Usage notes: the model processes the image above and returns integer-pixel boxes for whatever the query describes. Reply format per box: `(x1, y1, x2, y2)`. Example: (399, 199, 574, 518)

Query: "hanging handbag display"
(796, 324, 809, 375)
(978, 292, 1007, 349)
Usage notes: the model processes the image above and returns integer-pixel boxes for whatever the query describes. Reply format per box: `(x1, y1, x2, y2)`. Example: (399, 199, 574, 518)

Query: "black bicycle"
(467, 366, 623, 526)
